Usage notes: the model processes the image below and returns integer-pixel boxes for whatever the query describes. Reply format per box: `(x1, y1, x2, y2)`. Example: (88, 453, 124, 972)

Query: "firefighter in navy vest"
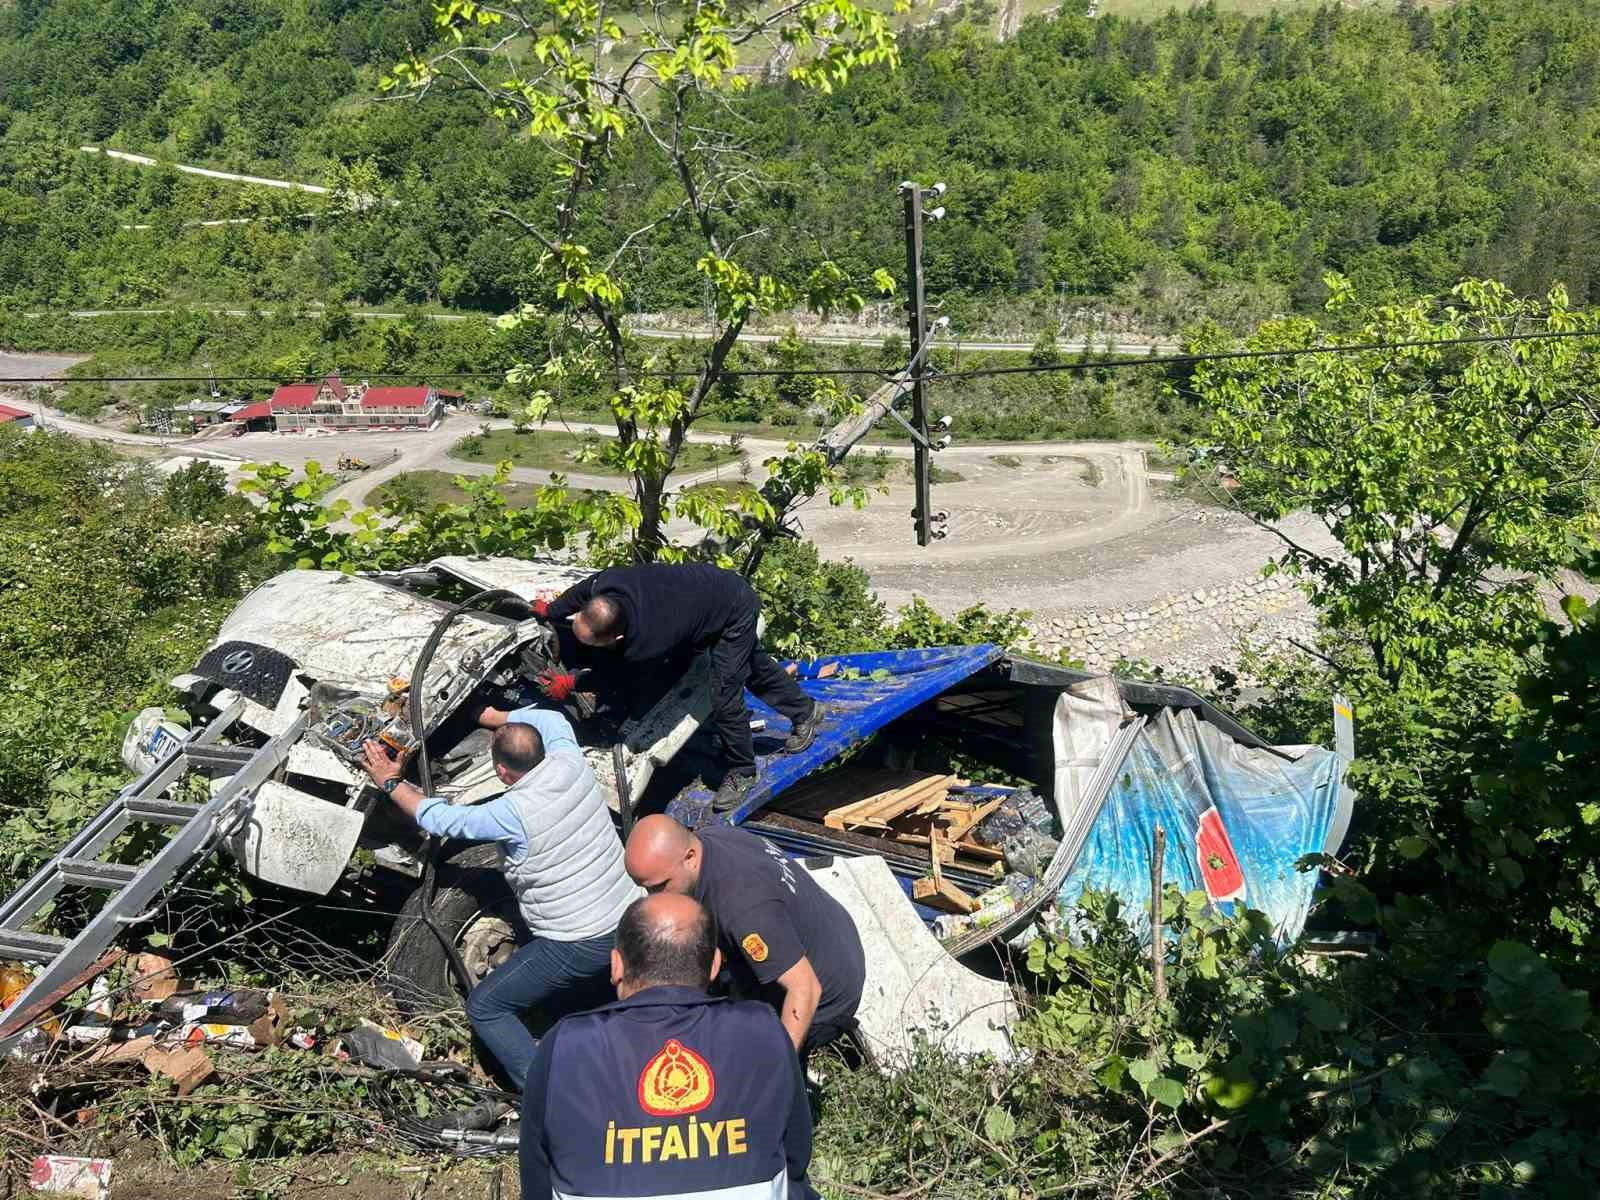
(532, 563, 825, 813)
(360, 705, 641, 1088)
(625, 815, 865, 1057)
(520, 892, 820, 1200)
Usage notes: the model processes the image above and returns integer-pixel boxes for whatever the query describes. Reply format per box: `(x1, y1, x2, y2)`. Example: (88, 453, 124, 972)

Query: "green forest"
(3, 0, 1598, 329)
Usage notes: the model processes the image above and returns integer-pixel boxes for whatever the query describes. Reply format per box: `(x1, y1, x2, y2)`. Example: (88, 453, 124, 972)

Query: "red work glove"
(529, 598, 551, 619)
(535, 667, 578, 701)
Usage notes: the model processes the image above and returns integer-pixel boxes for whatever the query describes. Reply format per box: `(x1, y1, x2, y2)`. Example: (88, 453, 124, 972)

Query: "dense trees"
(0, 432, 268, 888)
(3, 0, 1599, 329)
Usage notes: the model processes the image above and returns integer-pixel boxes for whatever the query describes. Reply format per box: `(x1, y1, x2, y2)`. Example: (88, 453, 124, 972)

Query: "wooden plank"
(912, 874, 978, 914)
(785, 769, 907, 822)
(913, 792, 958, 817)
(832, 773, 954, 830)
(944, 796, 1005, 844)
(821, 771, 943, 830)
(892, 832, 1004, 862)
(848, 773, 953, 826)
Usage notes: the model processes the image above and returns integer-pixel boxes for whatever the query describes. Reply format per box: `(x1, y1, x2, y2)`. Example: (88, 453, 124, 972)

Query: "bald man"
(624, 815, 864, 1056)
(520, 894, 819, 1200)
(361, 704, 640, 1088)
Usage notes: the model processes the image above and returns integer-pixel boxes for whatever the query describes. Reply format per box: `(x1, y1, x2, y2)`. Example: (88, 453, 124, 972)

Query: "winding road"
(20, 305, 1177, 358)
(1, 350, 1163, 574)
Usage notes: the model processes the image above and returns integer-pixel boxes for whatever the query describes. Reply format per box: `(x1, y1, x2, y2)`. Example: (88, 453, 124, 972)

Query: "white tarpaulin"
(805, 855, 1018, 1066)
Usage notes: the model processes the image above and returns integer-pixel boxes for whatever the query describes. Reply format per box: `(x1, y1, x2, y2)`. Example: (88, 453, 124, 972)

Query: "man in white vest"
(361, 704, 641, 1088)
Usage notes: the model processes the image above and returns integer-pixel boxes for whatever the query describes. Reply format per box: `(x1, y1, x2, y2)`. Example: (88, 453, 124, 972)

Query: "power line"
(2, 326, 1598, 389)
(0, 366, 900, 384)
(931, 326, 1600, 382)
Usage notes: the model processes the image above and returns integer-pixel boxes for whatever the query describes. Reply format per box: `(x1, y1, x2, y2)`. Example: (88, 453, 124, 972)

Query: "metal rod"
(1151, 823, 1168, 1004)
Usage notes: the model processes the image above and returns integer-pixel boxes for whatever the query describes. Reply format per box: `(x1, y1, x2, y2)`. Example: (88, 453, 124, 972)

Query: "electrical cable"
(923, 326, 1600, 382)
(4, 326, 1599, 389)
(0, 365, 898, 383)
(370, 1062, 520, 1156)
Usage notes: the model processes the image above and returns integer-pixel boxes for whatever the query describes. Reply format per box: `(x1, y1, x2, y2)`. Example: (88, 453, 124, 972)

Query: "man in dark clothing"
(624, 815, 865, 1057)
(520, 893, 819, 1200)
(535, 564, 824, 812)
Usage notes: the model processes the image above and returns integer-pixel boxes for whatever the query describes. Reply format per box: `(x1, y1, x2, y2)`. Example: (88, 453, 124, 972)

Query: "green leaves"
(1146, 1076, 1186, 1110)
(1182, 278, 1600, 689)
(383, 0, 902, 554)
(982, 1106, 1016, 1144)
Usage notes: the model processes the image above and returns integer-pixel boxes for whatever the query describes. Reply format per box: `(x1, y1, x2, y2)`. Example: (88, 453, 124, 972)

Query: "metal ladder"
(0, 700, 307, 1043)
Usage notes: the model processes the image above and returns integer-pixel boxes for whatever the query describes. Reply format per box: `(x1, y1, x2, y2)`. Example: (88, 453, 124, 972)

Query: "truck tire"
(384, 843, 525, 1015)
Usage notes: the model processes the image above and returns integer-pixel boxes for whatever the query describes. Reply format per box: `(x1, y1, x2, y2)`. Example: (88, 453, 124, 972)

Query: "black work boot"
(783, 703, 824, 754)
(712, 770, 759, 814)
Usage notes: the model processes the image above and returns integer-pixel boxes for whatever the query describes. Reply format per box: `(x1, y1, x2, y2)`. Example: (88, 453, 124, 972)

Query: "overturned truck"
(0, 556, 1353, 1063)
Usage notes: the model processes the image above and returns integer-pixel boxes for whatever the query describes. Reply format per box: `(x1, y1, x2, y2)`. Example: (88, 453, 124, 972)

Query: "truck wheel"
(384, 843, 525, 1015)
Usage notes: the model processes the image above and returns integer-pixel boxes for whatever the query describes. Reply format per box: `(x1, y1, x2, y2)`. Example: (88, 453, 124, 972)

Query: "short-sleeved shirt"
(691, 827, 865, 1032)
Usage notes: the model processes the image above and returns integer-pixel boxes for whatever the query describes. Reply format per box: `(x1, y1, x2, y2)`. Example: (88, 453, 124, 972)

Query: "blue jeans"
(465, 931, 614, 1088)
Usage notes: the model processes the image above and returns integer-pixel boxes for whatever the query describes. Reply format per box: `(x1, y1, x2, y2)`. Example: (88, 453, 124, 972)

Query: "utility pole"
(744, 180, 952, 573)
(900, 179, 948, 546)
(903, 182, 931, 547)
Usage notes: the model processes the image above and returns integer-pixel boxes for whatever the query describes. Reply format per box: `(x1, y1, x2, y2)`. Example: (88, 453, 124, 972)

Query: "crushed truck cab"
(167, 557, 714, 888)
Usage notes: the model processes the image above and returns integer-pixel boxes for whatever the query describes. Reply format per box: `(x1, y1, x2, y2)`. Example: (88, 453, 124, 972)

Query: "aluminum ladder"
(0, 700, 307, 1044)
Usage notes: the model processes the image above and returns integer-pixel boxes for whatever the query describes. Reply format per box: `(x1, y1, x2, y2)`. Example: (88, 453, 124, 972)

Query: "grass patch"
(990, 454, 1023, 469)
(1156, 470, 1241, 510)
(838, 449, 966, 485)
(1144, 447, 1188, 472)
(451, 427, 741, 475)
(368, 469, 568, 510)
(682, 479, 760, 499)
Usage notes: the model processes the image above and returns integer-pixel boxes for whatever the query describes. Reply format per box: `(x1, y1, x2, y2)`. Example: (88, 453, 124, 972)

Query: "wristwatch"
(382, 777, 401, 795)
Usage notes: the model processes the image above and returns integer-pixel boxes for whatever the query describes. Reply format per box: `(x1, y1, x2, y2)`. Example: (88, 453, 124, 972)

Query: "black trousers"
(707, 599, 813, 774)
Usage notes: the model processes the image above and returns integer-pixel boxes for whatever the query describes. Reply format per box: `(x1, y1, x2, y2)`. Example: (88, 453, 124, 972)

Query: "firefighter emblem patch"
(741, 932, 769, 963)
(638, 1039, 715, 1116)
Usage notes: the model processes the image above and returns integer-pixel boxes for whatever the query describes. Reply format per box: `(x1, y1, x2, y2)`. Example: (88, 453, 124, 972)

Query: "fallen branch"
(1134, 1116, 1231, 1182)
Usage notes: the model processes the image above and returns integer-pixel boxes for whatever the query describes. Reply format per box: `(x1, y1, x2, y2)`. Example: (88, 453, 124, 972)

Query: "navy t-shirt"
(692, 827, 865, 1032)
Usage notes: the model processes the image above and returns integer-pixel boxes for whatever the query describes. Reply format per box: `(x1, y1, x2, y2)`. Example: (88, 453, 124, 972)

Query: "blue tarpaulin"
(667, 644, 1004, 826)
(1056, 706, 1348, 942)
(661, 644, 1348, 946)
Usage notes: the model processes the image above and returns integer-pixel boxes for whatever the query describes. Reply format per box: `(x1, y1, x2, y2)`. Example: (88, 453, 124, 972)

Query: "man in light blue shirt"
(362, 703, 641, 1087)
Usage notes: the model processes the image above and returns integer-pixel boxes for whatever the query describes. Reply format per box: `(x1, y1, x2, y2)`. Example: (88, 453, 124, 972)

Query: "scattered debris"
(333, 1020, 424, 1070)
(811, 771, 1017, 887)
(157, 988, 271, 1024)
(127, 955, 178, 1003)
(971, 788, 1054, 847)
(932, 875, 1039, 941)
(140, 1045, 215, 1096)
(28, 1157, 112, 1200)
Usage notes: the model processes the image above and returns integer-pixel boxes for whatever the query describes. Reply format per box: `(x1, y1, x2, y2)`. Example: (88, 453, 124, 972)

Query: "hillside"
(2, 0, 1598, 330)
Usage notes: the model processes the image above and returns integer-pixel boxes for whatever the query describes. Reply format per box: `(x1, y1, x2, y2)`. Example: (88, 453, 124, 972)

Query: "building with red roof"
(264, 373, 443, 433)
(0, 403, 38, 431)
